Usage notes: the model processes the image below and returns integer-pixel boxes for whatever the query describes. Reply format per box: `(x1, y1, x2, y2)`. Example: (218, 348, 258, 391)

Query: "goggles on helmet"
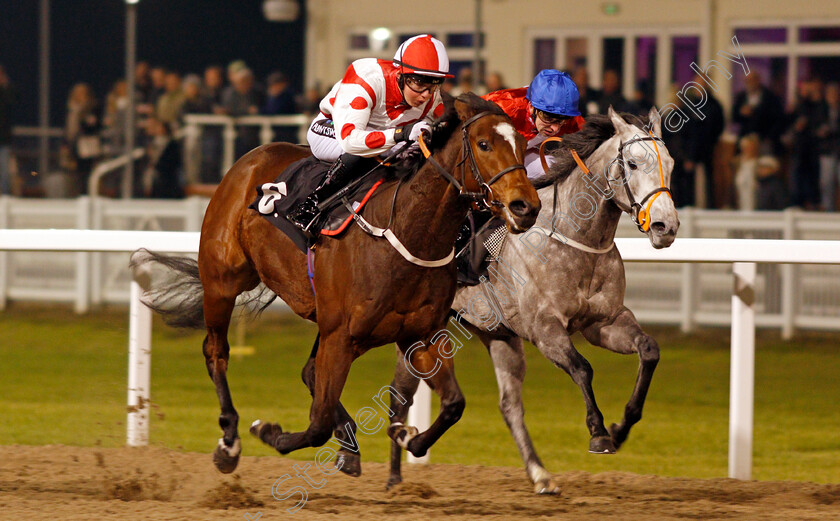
(403, 74, 444, 94)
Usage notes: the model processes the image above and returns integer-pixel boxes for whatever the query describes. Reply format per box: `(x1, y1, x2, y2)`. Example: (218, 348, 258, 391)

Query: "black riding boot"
(287, 153, 362, 232)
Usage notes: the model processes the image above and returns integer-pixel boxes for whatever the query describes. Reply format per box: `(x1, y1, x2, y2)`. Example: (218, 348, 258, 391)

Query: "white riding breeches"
(307, 116, 343, 162)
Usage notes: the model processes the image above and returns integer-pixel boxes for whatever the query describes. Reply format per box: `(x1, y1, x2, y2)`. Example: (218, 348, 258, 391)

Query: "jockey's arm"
(332, 84, 395, 158)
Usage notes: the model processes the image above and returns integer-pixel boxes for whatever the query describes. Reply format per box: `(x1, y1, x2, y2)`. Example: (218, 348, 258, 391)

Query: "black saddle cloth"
(249, 155, 385, 253)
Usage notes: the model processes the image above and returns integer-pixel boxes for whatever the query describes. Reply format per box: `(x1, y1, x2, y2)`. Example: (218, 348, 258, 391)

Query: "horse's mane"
(391, 92, 505, 179)
(530, 112, 650, 189)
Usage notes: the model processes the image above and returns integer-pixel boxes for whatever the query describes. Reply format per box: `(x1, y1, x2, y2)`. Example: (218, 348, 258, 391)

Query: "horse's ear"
(454, 92, 481, 122)
(607, 106, 629, 134)
(648, 106, 663, 138)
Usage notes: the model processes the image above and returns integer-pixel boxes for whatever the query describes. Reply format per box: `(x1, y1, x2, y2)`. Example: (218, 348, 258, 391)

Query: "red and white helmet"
(393, 35, 454, 78)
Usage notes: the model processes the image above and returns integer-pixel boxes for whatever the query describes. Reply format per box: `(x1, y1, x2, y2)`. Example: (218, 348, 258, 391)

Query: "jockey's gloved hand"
(394, 121, 431, 143)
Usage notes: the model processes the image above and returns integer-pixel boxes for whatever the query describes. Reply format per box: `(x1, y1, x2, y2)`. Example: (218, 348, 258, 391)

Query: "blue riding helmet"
(526, 69, 581, 117)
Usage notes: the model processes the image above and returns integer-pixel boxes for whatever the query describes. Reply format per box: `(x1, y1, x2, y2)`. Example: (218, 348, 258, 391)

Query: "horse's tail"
(130, 249, 206, 329)
(130, 249, 278, 330)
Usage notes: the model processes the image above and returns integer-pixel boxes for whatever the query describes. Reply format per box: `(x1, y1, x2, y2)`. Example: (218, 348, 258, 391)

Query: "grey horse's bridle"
(611, 134, 672, 233)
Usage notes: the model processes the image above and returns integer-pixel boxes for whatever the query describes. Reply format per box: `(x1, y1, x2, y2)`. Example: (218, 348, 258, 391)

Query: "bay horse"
(134, 93, 541, 474)
(386, 107, 679, 492)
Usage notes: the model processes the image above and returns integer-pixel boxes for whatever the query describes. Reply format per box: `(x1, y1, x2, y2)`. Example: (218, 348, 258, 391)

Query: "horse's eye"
(627, 160, 638, 170)
(478, 140, 491, 151)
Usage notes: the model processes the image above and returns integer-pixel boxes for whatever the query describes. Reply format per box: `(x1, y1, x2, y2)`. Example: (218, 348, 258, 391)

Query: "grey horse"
(383, 107, 680, 493)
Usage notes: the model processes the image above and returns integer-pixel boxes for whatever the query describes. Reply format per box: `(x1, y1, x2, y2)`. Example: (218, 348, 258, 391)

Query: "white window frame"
(728, 18, 840, 106)
(525, 25, 703, 107)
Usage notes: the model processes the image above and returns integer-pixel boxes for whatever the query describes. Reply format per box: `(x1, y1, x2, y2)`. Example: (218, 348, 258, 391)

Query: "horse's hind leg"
(483, 333, 559, 494)
(582, 307, 660, 450)
(535, 325, 615, 454)
(388, 334, 466, 459)
(203, 291, 243, 473)
(300, 333, 361, 477)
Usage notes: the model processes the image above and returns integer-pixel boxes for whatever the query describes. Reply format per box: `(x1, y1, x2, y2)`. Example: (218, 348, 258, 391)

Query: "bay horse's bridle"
(419, 111, 526, 209)
(540, 131, 671, 233)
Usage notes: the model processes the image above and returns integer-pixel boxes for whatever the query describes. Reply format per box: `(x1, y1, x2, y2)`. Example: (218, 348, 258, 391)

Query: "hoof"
(250, 419, 282, 445)
(385, 474, 402, 490)
(213, 438, 241, 474)
(534, 477, 561, 495)
(609, 422, 628, 449)
(406, 437, 428, 458)
(588, 435, 616, 454)
(387, 422, 419, 450)
(336, 449, 362, 477)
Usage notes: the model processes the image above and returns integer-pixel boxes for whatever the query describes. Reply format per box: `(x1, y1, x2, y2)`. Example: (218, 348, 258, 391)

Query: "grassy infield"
(2, 305, 838, 484)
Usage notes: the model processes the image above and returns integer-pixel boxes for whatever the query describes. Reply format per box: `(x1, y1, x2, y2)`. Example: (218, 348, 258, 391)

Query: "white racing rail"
(1, 229, 839, 479)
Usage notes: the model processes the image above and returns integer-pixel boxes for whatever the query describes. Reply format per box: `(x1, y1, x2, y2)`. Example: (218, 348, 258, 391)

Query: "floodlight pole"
(38, 0, 50, 176)
(123, 0, 138, 198)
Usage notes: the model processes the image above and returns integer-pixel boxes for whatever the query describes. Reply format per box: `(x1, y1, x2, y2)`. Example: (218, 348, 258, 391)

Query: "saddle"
(250, 155, 386, 252)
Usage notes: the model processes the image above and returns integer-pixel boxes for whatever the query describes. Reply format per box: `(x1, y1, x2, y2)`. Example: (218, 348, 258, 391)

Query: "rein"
(418, 111, 527, 209)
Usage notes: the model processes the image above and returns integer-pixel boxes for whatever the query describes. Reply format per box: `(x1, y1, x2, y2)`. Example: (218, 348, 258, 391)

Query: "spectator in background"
(181, 74, 211, 184)
(299, 84, 324, 116)
(203, 65, 226, 114)
(816, 82, 840, 211)
(142, 117, 183, 198)
(598, 69, 627, 114)
(755, 156, 787, 210)
(0, 64, 16, 195)
(485, 71, 507, 93)
(134, 61, 153, 103)
(63, 83, 101, 194)
(785, 79, 823, 209)
(149, 66, 167, 106)
(156, 71, 185, 128)
(662, 85, 691, 207)
(450, 67, 484, 96)
(624, 79, 654, 117)
(732, 72, 784, 154)
(137, 66, 167, 127)
(572, 65, 601, 116)
(201, 65, 226, 182)
(733, 133, 759, 210)
(263, 71, 298, 143)
(182, 74, 210, 115)
(682, 73, 725, 208)
(222, 67, 263, 158)
(102, 79, 129, 154)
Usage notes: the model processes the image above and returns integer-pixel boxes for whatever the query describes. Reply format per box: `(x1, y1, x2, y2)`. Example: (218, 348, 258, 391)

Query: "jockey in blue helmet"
(484, 69, 584, 179)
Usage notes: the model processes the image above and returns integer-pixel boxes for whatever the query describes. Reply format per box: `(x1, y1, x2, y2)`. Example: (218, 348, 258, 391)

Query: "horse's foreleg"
(385, 346, 421, 489)
(203, 294, 241, 473)
(582, 307, 660, 450)
(389, 334, 465, 459)
(535, 328, 615, 454)
(484, 333, 560, 494)
(300, 333, 361, 477)
(253, 331, 353, 454)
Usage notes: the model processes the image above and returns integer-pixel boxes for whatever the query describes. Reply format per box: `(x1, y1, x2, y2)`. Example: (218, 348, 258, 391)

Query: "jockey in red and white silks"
(484, 70, 586, 179)
(307, 34, 453, 161)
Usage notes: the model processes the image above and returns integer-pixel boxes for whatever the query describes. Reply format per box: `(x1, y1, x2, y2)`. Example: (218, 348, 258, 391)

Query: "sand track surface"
(0, 445, 837, 520)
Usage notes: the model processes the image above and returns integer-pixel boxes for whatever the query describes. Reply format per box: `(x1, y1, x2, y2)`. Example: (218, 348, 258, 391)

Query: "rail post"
(127, 259, 153, 446)
(729, 261, 756, 480)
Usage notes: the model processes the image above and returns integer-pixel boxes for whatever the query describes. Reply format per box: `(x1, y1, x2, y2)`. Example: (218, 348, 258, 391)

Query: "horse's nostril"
(508, 200, 532, 217)
(650, 222, 667, 234)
